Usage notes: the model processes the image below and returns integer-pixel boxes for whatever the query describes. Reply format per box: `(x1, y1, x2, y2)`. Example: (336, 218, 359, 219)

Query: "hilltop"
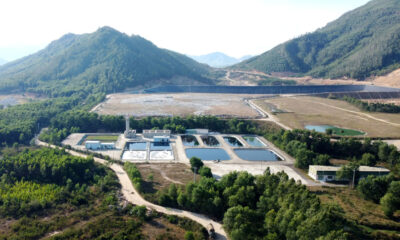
(234, 0, 400, 80)
(0, 27, 212, 97)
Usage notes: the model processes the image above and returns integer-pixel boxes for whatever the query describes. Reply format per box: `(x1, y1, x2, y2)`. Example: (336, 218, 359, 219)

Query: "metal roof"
(309, 165, 390, 172)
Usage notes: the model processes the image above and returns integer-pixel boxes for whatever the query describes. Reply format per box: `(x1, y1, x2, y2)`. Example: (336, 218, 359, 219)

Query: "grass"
(254, 96, 400, 138)
(85, 135, 119, 142)
(328, 126, 365, 136)
(308, 186, 400, 238)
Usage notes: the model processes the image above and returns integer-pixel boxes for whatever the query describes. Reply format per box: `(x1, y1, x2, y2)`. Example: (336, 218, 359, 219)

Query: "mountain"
(0, 59, 7, 66)
(190, 52, 251, 68)
(234, 0, 400, 80)
(0, 27, 212, 96)
(238, 55, 253, 62)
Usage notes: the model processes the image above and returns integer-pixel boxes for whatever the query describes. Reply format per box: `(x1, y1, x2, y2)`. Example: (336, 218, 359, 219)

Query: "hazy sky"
(0, 0, 370, 61)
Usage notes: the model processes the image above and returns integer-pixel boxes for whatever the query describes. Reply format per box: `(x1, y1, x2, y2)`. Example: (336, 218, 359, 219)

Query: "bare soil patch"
(93, 93, 263, 118)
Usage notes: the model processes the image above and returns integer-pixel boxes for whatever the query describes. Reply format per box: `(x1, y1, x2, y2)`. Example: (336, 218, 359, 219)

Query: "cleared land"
(254, 96, 400, 138)
(92, 93, 262, 118)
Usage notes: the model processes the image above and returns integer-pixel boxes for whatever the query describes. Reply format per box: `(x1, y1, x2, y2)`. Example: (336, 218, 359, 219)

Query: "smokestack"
(125, 115, 130, 132)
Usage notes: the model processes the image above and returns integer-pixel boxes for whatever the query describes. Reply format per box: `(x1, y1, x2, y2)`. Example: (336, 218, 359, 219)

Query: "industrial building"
(143, 129, 171, 138)
(85, 140, 115, 150)
(308, 165, 390, 182)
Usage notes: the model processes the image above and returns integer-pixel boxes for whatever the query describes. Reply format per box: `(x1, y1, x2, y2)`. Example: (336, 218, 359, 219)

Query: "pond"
(242, 136, 266, 147)
(305, 125, 365, 136)
(223, 136, 243, 147)
(201, 136, 220, 147)
(181, 135, 199, 147)
(150, 142, 171, 150)
(305, 125, 334, 133)
(126, 142, 147, 151)
(185, 148, 230, 161)
(234, 149, 279, 161)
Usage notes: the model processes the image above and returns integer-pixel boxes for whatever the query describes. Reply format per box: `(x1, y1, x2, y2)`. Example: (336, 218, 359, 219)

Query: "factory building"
(143, 129, 171, 138)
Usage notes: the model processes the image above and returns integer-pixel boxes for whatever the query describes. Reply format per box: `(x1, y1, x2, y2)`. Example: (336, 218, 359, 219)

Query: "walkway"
(35, 139, 228, 240)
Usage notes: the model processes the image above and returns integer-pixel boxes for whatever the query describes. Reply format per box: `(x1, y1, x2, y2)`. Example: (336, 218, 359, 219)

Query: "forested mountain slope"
(235, 0, 400, 80)
(0, 27, 212, 97)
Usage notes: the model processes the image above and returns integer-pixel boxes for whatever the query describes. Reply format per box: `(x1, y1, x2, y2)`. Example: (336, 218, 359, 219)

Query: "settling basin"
(185, 148, 230, 161)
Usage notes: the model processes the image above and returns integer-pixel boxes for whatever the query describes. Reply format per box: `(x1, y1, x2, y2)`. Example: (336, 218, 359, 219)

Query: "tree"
(184, 231, 195, 240)
(380, 193, 397, 218)
(189, 157, 203, 173)
(199, 166, 213, 178)
(380, 181, 400, 218)
(336, 163, 359, 186)
(357, 175, 391, 203)
(314, 154, 330, 165)
(360, 153, 376, 166)
(223, 206, 261, 240)
(325, 128, 333, 135)
(378, 143, 390, 162)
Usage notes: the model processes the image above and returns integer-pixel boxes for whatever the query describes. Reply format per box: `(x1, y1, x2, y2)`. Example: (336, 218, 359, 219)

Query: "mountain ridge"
(234, 0, 400, 80)
(0, 26, 212, 96)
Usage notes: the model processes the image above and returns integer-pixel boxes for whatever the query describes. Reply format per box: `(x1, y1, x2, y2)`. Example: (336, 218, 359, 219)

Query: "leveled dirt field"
(254, 96, 400, 138)
(93, 93, 263, 118)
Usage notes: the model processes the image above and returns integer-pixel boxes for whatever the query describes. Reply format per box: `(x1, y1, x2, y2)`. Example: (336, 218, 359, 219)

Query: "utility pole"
(352, 168, 356, 188)
(193, 167, 197, 183)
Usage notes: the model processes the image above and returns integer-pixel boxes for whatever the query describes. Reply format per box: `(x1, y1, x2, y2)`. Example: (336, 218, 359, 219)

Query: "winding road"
(35, 139, 228, 240)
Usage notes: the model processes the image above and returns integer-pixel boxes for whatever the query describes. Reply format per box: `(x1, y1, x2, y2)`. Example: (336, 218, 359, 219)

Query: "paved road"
(35, 139, 228, 240)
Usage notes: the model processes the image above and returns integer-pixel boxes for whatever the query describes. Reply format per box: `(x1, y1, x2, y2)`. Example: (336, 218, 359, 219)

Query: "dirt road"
(247, 99, 292, 130)
(35, 139, 228, 240)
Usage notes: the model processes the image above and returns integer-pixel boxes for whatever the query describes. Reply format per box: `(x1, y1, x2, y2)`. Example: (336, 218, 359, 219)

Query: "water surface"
(185, 148, 230, 161)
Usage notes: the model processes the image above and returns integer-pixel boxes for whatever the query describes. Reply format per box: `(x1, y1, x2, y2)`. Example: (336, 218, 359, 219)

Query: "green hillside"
(0, 27, 212, 97)
(235, 0, 400, 80)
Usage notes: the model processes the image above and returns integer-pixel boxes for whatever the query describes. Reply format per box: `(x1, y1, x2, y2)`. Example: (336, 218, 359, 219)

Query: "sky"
(0, 0, 370, 61)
